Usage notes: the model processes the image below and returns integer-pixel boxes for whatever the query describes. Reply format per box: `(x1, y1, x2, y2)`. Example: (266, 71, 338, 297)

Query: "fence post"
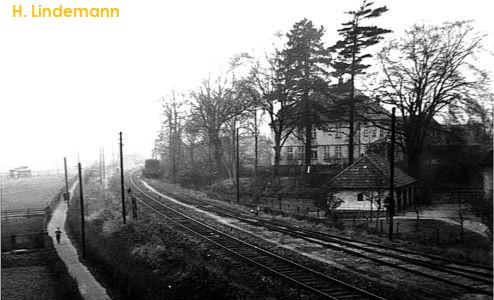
(317, 209, 319, 219)
(379, 220, 383, 236)
(11, 235, 16, 249)
(396, 222, 400, 237)
(306, 207, 309, 216)
(436, 228, 440, 244)
(297, 206, 299, 214)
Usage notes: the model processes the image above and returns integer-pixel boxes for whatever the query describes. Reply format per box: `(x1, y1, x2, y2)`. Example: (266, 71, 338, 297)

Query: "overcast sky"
(1, 0, 492, 171)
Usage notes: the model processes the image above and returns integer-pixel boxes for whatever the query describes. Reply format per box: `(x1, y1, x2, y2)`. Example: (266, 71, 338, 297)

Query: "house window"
(370, 127, 377, 138)
(312, 125, 317, 139)
(335, 146, 342, 158)
(360, 145, 366, 156)
(335, 126, 342, 139)
(297, 147, 304, 159)
(286, 147, 293, 160)
(363, 126, 369, 138)
(323, 146, 331, 160)
(311, 149, 318, 160)
(380, 128, 387, 137)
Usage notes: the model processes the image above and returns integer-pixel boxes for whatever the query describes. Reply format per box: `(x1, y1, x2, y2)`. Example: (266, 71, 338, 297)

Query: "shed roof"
(327, 154, 416, 189)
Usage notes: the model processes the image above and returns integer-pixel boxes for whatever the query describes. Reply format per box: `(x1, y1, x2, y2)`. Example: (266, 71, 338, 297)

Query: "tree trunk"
(273, 133, 282, 178)
(209, 129, 223, 175)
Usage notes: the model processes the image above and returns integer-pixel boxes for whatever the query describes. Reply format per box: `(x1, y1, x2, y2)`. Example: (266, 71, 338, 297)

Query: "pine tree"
(330, 0, 391, 165)
(282, 18, 331, 167)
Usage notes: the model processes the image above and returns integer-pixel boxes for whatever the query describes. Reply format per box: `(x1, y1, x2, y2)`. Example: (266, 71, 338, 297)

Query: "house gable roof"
(327, 154, 416, 189)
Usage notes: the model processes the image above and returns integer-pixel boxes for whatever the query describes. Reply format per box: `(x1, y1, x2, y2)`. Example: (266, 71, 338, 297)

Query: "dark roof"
(325, 83, 389, 122)
(327, 154, 417, 189)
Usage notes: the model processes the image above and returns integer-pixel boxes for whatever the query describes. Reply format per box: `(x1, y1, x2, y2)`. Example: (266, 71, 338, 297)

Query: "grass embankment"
(66, 171, 314, 300)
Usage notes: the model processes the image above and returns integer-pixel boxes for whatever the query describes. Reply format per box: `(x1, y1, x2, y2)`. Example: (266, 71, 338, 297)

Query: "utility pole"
(77, 162, 86, 258)
(119, 132, 126, 224)
(236, 128, 240, 203)
(388, 107, 396, 241)
(253, 109, 258, 186)
(63, 157, 69, 201)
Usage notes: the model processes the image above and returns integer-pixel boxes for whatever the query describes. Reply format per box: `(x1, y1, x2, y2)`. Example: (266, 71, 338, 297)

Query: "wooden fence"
(1, 208, 46, 220)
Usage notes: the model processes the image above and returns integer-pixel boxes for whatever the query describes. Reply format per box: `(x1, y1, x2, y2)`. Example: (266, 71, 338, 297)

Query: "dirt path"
(47, 182, 110, 300)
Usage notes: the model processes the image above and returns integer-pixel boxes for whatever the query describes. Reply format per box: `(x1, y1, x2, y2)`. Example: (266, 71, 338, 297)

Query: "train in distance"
(142, 159, 162, 179)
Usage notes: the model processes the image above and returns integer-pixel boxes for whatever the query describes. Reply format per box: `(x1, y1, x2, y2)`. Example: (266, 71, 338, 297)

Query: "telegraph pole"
(77, 162, 86, 258)
(388, 108, 396, 241)
(63, 157, 69, 201)
(236, 128, 240, 203)
(119, 132, 127, 224)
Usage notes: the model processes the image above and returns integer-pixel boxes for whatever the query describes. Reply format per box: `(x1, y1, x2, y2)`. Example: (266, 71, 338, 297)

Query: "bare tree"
(247, 49, 297, 177)
(190, 75, 252, 175)
(376, 21, 492, 176)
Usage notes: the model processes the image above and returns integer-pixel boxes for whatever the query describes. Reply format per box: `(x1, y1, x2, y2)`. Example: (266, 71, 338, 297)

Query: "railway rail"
(130, 171, 493, 296)
(129, 171, 387, 300)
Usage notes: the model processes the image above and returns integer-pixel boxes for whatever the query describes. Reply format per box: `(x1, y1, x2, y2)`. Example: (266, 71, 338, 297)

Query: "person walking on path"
(55, 227, 62, 244)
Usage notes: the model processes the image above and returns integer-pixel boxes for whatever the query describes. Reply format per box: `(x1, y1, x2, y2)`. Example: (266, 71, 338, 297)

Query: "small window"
(311, 150, 318, 160)
(335, 126, 342, 139)
(357, 193, 364, 201)
(335, 146, 342, 158)
(323, 146, 331, 160)
(286, 147, 293, 160)
(312, 125, 317, 139)
(297, 147, 304, 159)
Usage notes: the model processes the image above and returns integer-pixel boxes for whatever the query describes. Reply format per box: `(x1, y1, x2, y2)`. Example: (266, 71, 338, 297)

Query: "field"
(1, 174, 66, 250)
(1, 174, 65, 210)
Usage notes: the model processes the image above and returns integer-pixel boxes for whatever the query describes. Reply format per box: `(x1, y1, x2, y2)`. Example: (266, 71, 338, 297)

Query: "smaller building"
(327, 154, 416, 212)
(9, 166, 32, 179)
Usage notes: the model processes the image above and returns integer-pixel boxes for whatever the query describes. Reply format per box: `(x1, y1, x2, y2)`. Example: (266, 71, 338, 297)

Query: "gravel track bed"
(136, 178, 432, 300)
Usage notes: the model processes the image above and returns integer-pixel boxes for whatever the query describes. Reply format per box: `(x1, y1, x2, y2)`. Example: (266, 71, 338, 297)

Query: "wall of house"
(280, 122, 386, 165)
(335, 191, 377, 210)
(335, 186, 414, 212)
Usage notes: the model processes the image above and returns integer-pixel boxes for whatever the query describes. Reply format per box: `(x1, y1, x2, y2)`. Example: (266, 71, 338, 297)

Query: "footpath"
(47, 183, 110, 300)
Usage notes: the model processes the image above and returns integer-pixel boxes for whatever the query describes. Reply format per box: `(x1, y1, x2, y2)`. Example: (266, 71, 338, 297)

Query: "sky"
(0, 0, 493, 171)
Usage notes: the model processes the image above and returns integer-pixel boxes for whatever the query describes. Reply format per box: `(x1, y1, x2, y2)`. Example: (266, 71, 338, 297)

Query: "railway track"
(130, 171, 493, 296)
(129, 172, 386, 300)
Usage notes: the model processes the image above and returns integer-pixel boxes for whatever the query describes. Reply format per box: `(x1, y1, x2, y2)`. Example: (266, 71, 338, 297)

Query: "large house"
(279, 84, 389, 167)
